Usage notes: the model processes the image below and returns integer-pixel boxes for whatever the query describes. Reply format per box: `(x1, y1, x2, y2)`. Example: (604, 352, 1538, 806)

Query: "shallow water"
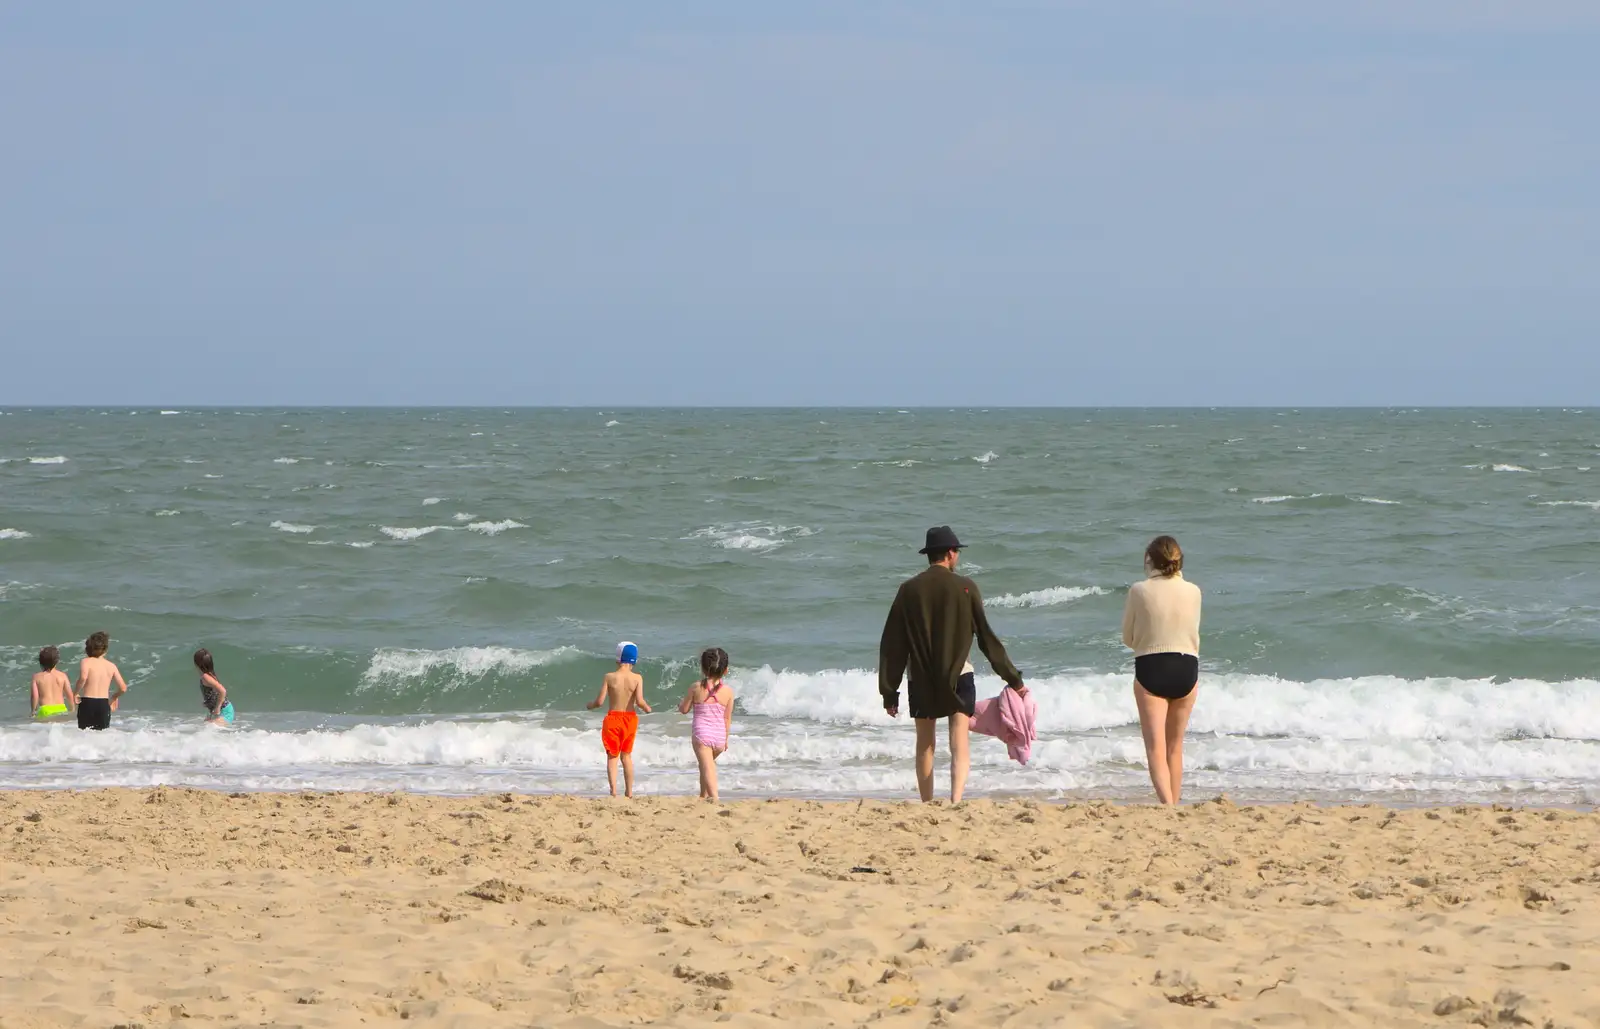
(3, 407, 1597, 803)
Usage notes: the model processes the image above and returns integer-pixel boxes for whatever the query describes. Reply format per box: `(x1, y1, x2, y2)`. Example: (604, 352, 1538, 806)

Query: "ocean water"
(2, 408, 1598, 805)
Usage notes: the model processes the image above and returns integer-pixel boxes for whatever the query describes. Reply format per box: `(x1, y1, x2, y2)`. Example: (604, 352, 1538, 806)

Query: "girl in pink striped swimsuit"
(678, 647, 734, 800)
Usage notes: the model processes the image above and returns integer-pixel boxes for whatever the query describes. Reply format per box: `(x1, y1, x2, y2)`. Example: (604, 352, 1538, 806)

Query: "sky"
(1, 1, 1595, 406)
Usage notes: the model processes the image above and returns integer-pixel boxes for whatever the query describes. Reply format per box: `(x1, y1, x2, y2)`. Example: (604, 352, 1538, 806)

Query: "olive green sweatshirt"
(879, 565, 1023, 718)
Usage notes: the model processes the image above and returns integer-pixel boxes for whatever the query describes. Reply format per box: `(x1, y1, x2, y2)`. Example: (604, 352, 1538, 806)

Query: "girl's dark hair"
(1145, 535, 1184, 577)
(699, 647, 729, 680)
(85, 631, 109, 657)
(193, 648, 216, 676)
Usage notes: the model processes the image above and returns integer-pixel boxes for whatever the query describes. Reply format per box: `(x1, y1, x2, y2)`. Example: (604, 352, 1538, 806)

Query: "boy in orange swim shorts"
(587, 642, 652, 797)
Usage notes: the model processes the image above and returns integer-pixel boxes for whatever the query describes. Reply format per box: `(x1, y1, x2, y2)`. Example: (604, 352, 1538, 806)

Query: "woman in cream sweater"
(1121, 536, 1202, 805)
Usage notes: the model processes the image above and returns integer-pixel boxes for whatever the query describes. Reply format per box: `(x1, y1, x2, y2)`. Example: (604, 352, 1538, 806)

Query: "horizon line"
(0, 404, 1591, 413)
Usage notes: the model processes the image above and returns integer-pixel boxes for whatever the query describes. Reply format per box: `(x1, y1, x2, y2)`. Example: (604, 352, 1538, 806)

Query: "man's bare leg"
(914, 718, 938, 802)
(948, 713, 970, 804)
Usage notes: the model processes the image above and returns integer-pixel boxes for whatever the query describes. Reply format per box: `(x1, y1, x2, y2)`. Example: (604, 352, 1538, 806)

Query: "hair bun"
(1145, 535, 1183, 576)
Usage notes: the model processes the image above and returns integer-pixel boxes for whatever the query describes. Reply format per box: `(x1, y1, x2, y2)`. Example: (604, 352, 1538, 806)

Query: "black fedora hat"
(918, 525, 965, 554)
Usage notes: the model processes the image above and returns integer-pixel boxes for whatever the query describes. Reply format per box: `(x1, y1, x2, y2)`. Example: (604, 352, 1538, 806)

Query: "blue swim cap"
(617, 642, 639, 665)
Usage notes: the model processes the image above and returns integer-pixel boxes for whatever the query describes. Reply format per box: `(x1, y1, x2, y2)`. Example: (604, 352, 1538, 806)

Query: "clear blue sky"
(1, 2, 1594, 405)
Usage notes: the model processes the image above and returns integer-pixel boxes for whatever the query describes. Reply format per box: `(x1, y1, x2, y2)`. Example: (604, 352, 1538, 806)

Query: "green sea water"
(2, 408, 1597, 801)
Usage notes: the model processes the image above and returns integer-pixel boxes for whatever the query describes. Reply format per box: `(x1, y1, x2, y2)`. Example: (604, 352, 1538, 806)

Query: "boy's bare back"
(600, 669, 646, 713)
(32, 670, 70, 707)
(76, 656, 126, 700)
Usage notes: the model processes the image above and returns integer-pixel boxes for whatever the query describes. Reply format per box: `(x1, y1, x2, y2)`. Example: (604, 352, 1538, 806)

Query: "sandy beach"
(1, 789, 1596, 1028)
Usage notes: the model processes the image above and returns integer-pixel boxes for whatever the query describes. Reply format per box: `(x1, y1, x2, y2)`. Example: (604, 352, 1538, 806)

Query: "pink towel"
(970, 686, 1037, 765)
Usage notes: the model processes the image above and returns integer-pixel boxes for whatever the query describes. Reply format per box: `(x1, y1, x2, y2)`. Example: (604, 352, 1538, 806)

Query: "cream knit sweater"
(1121, 571, 1202, 657)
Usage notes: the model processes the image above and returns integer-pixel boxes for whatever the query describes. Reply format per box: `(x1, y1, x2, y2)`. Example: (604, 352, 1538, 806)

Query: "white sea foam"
(155, 510, 180, 517)
(3, 672, 1599, 798)
(1493, 463, 1533, 473)
(605, 420, 620, 427)
(734, 666, 1600, 742)
(28, 456, 68, 465)
(973, 451, 999, 464)
(422, 497, 443, 506)
(0, 528, 32, 540)
(360, 646, 582, 690)
(465, 519, 527, 536)
(203, 473, 223, 479)
(452, 512, 475, 523)
(1252, 493, 1397, 506)
(380, 525, 450, 541)
(349, 541, 375, 549)
(269, 520, 316, 534)
(273, 457, 300, 464)
(688, 524, 818, 553)
(0, 718, 1593, 800)
(1539, 500, 1600, 510)
(160, 410, 181, 415)
(986, 586, 1109, 609)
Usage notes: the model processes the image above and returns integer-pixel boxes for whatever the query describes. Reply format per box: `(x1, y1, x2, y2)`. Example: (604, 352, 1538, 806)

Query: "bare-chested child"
(586, 642, 651, 797)
(30, 647, 74, 721)
(74, 631, 129, 731)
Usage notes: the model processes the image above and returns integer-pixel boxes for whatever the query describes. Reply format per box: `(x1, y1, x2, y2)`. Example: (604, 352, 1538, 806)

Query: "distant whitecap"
(380, 525, 450, 541)
(466, 520, 528, 536)
(987, 586, 1108, 609)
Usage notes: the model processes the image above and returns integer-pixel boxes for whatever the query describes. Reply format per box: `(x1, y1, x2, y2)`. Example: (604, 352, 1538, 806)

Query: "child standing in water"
(30, 647, 74, 721)
(678, 647, 734, 801)
(193, 649, 235, 725)
(587, 642, 651, 797)
(74, 631, 128, 730)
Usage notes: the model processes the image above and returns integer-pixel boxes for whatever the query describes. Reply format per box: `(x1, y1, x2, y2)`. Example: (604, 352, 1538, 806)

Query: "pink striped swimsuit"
(692, 681, 729, 749)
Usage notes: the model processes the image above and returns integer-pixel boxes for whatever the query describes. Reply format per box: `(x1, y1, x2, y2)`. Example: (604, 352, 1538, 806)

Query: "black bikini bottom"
(1135, 653, 1199, 700)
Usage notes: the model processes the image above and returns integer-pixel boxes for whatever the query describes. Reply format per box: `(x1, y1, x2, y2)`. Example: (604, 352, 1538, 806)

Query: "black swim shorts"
(77, 697, 112, 731)
(909, 672, 977, 720)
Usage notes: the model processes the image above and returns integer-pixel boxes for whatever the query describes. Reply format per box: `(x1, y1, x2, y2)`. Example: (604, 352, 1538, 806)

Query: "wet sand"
(2, 789, 1597, 1027)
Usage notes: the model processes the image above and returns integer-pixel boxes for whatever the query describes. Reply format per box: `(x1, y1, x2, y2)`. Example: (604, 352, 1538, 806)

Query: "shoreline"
(5, 788, 1598, 1026)
(0, 782, 1593, 811)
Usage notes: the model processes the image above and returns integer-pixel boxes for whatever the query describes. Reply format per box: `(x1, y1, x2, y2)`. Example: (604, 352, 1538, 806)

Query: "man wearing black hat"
(879, 526, 1027, 803)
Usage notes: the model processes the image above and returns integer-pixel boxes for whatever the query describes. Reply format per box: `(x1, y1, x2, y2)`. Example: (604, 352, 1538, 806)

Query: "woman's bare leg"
(1134, 682, 1175, 805)
(1163, 687, 1199, 805)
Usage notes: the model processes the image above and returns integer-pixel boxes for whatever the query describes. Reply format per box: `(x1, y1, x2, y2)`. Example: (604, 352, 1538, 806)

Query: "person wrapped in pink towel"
(970, 684, 1037, 764)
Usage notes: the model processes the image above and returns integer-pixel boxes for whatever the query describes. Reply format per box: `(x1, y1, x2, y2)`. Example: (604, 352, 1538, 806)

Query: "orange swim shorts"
(601, 710, 639, 757)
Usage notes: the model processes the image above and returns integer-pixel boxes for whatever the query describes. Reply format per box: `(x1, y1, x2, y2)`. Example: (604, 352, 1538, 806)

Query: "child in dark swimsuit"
(194, 648, 235, 725)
